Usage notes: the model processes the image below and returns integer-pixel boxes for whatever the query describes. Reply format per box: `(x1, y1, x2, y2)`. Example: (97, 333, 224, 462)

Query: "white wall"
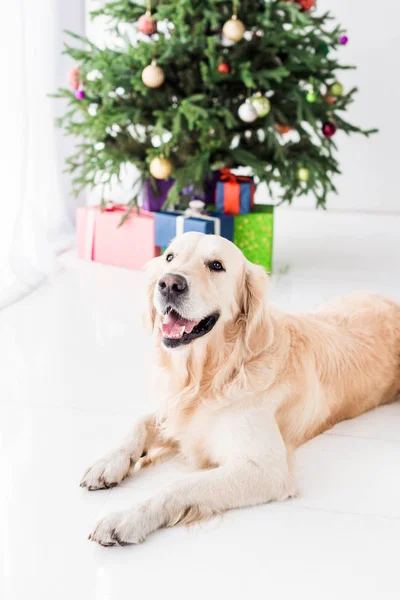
(298, 0, 399, 212)
(85, 0, 399, 213)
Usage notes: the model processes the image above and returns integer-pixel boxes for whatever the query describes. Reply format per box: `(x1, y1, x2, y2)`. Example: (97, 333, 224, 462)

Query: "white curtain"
(0, 0, 85, 310)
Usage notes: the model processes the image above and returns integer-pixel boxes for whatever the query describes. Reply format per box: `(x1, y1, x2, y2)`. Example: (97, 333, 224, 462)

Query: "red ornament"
(137, 12, 157, 35)
(297, 0, 315, 11)
(68, 67, 80, 90)
(322, 121, 337, 138)
(324, 96, 336, 104)
(218, 62, 231, 74)
(275, 123, 292, 134)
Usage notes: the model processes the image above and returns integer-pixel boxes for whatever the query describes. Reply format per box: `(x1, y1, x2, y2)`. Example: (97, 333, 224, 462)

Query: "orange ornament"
(137, 12, 157, 35)
(298, 0, 315, 11)
(218, 62, 231, 74)
(324, 96, 336, 104)
(275, 123, 292, 134)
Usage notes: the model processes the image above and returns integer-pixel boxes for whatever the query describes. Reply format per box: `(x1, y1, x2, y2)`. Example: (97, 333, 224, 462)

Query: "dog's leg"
(89, 409, 297, 545)
(80, 413, 173, 490)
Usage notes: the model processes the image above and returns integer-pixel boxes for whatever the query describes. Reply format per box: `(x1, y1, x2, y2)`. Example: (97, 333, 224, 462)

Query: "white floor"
(1, 209, 400, 600)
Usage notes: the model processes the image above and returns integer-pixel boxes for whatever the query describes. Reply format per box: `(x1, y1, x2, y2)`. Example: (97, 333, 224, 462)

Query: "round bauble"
(324, 95, 336, 104)
(220, 34, 235, 47)
(322, 120, 337, 138)
(297, 167, 310, 183)
(275, 123, 292, 134)
(222, 17, 245, 42)
(218, 61, 231, 74)
(298, 0, 315, 11)
(68, 67, 80, 90)
(319, 42, 330, 56)
(137, 13, 157, 35)
(251, 95, 271, 117)
(339, 35, 349, 45)
(329, 81, 344, 97)
(75, 89, 85, 100)
(142, 61, 165, 88)
(238, 101, 258, 123)
(306, 90, 317, 103)
(149, 156, 173, 179)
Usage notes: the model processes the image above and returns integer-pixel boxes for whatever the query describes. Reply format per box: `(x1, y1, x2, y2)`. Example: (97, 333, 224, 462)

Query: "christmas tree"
(55, 0, 375, 209)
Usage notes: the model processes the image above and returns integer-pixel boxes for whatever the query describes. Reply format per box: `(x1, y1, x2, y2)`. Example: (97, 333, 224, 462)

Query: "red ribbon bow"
(103, 201, 127, 212)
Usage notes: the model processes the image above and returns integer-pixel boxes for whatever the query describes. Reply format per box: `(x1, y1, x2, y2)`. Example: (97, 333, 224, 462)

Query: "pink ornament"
(137, 13, 157, 35)
(75, 89, 85, 100)
(339, 35, 349, 45)
(68, 67, 80, 90)
(322, 121, 337, 138)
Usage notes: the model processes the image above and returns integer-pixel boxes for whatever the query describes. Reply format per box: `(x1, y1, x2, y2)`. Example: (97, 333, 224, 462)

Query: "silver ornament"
(238, 101, 258, 123)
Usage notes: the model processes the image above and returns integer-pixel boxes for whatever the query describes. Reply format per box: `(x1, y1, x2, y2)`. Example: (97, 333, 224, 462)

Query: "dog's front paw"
(89, 507, 150, 546)
(80, 452, 131, 491)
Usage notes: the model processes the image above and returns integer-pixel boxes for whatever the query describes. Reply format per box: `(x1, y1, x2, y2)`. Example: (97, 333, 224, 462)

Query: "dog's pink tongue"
(161, 311, 199, 337)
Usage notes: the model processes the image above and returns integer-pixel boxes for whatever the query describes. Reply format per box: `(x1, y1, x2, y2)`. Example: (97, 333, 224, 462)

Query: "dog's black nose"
(158, 273, 188, 298)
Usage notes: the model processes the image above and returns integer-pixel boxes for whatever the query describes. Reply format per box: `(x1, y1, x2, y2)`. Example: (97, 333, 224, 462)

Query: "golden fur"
(145, 234, 400, 456)
(84, 232, 400, 546)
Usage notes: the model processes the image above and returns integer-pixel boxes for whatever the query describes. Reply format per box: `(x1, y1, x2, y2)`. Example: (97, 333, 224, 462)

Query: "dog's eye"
(165, 253, 174, 262)
(208, 260, 225, 272)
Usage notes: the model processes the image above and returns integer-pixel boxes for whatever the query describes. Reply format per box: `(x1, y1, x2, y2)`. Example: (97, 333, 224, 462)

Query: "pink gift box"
(76, 204, 160, 270)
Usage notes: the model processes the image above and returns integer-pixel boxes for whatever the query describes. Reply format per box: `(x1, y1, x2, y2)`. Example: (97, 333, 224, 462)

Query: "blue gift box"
(154, 211, 234, 248)
(215, 172, 255, 215)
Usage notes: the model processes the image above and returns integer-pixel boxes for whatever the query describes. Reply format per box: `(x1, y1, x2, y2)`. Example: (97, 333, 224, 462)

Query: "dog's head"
(144, 232, 271, 354)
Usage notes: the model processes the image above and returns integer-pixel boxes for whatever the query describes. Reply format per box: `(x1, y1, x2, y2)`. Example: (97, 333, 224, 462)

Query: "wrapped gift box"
(154, 208, 234, 248)
(142, 171, 221, 213)
(182, 171, 221, 207)
(215, 170, 255, 215)
(233, 205, 274, 272)
(76, 204, 160, 270)
(142, 178, 174, 212)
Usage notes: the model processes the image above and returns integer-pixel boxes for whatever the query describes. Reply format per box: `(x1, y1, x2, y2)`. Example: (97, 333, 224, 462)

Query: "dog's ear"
(141, 255, 164, 334)
(241, 262, 273, 356)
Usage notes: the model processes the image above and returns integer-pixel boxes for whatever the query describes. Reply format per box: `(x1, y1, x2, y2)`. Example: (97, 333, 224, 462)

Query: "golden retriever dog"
(82, 232, 400, 546)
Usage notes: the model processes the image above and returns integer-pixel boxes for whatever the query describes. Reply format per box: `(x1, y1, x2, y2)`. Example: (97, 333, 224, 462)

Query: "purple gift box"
(182, 171, 221, 206)
(142, 178, 175, 212)
(142, 171, 221, 212)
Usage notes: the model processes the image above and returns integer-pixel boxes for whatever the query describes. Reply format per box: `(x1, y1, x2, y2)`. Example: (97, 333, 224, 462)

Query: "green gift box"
(233, 205, 274, 273)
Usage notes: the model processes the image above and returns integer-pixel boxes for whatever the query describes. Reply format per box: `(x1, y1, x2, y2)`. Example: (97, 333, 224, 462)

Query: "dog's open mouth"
(160, 308, 219, 348)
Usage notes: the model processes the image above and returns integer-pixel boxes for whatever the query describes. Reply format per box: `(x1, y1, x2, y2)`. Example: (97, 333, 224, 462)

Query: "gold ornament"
(329, 81, 344, 97)
(251, 94, 271, 117)
(297, 167, 310, 183)
(142, 60, 165, 88)
(222, 16, 245, 42)
(149, 156, 173, 179)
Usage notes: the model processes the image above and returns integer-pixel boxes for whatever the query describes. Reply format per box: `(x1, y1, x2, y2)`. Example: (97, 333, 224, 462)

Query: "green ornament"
(297, 167, 310, 183)
(329, 81, 344, 97)
(306, 90, 317, 103)
(251, 95, 271, 117)
(319, 43, 330, 56)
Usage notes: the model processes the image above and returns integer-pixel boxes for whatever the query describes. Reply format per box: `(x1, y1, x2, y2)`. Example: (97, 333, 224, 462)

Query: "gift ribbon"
(83, 202, 127, 261)
(218, 168, 255, 215)
(175, 200, 221, 237)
